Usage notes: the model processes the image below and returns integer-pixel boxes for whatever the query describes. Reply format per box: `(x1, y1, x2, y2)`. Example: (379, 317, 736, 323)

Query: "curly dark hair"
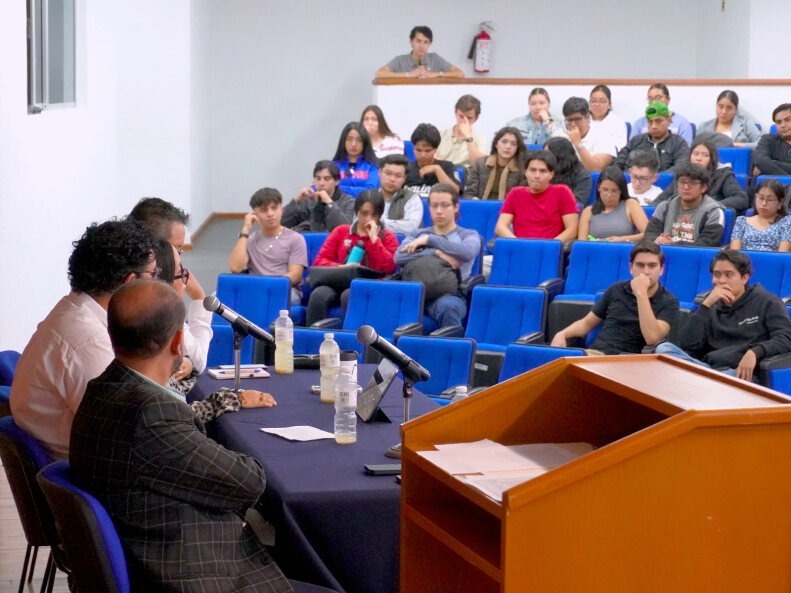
(128, 197, 190, 241)
(68, 220, 158, 295)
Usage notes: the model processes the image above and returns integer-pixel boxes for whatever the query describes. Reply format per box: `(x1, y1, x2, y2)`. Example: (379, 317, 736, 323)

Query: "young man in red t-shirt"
(494, 150, 579, 241)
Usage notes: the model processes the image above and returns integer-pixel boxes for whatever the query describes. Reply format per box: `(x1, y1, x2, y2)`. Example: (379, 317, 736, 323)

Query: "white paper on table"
(260, 426, 335, 441)
(460, 469, 550, 501)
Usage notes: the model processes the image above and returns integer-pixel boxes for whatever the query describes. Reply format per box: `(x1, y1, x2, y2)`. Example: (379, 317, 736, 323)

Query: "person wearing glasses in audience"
(614, 102, 690, 173)
(626, 149, 664, 205)
(10, 220, 159, 459)
(578, 166, 648, 243)
(561, 96, 617, 172)
(643, 162, 724, 247)
(697, 90, 761, 148)
(653, 138, 749, 213)
(730, 179, 791, 252)
(375, 25, 464, 79)
(589, 84, 628, 152)
(229, 187, 308, 305)
(629, 83, 693, 145)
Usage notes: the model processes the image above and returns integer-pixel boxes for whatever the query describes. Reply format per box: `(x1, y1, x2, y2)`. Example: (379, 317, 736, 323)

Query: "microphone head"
(203, 295, 220, 313)
(356, 325, 377, 346)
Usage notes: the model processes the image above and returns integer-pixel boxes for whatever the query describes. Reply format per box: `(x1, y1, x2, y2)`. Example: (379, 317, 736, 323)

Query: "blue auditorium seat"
(718, 147, 752, 176)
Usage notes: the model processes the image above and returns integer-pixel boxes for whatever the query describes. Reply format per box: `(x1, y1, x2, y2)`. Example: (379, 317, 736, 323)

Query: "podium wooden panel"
(400, 355, 791, 593)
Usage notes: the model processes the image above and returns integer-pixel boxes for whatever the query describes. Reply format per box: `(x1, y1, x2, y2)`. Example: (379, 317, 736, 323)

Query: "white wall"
(748, 0, 787, 78)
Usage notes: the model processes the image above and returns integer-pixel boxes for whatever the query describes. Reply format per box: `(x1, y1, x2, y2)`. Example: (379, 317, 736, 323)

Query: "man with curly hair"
(10, 219, 159, 459)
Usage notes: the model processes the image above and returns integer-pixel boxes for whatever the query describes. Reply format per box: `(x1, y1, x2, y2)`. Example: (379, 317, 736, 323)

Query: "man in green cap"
(613, 101, 690, 173)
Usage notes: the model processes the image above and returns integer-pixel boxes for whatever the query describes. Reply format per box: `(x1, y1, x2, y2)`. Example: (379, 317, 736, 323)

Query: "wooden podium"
(400, 355, 791, 593)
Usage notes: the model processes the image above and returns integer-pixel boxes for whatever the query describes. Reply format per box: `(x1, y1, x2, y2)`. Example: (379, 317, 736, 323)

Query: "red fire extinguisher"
(468, 22, 493, 73)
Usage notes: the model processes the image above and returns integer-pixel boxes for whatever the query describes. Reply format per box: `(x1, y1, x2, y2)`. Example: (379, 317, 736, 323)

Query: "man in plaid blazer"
(70, 279, 293, 593)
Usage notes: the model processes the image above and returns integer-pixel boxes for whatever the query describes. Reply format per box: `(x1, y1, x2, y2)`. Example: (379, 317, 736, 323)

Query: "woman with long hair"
(332, 121, 380, 196)
(697, 90, 761, 148)
(589, 84, 627, 152)
(360, 105, 404, 158)
(544, 136, 591, 210)
(730, 179, 791, 252)
(505, 87, 563, 146)
(578, 166, 648, 242)
(464, 126, 526, 199)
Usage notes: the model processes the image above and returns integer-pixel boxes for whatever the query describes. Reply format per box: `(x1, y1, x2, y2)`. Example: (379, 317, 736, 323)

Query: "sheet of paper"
(418, 441, 536, 475)
(460, 469, 549, 502)
(260, 426, 335, 441)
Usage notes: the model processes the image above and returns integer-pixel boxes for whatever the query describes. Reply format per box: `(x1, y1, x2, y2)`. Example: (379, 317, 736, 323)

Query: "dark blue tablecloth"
(190, 367, 438, 593)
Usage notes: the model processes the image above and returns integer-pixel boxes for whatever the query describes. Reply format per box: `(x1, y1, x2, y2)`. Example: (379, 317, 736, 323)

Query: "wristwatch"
(465, 137, 474, 143)
(239, 232, 249, 239)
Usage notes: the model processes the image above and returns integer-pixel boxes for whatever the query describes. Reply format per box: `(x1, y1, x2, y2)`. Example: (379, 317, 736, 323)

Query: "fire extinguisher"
(468, 22, 493, 74)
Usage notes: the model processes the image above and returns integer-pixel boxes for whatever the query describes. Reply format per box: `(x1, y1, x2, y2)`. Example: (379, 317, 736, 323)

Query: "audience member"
(495, 150, 579, 241)
(306, 192, 398, 325)
(654, 138, 749, 212)
(359, 154, 423, 234)
(128, 197, 213, 376)
(753, 103, 791, 176)
(643, 162, 724, 246)
(589, 84, 628, 152)
(627, 149, 664, 205)
(395, 184, 481, 329)
(437, 94, 487, 169)
(578, 166, 648, 242)
(506, 87, 563, 146)
(544, 136, 592, 211)
(697, 90, 761, 148)
(70, 279, 292, 592)
(361, 104, 404, 158)
(375, 26, 464, 79)
(551, 241, 678, 354)
(283, 160, 354, 232)
(229, 188, 308, 305)
(562, 96, 616, 171)
(730, 179, 791, 252)
(332, 121, 380, 196)
(630, 83, 693, 145)
(614, 102, 690, 173)
(464, 126, 526, 200)
(404, 123, 460, 197)
(656, 250, 791, 381)
(10, 220, 158, 459)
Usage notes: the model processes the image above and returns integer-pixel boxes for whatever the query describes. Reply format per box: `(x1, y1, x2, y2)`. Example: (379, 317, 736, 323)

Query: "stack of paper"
(417, 439, 593, 501)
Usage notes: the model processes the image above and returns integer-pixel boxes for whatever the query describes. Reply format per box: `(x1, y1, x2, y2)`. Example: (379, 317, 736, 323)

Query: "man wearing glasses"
(562, 97, 616, 172)
(10, 220, 159, 459)
(643, 162, 725, 246)
(614, 102, 690, 173)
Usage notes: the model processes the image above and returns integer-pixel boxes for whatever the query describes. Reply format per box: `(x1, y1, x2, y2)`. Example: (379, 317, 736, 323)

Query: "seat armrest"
(515, 331, 545, 345)
(430, 325, 465, 338)
(759, 352, 791, 371)
(538, 277, 565, 299)
(392, 322, 424, 342)
(310, 318, 342, 330)
(439, 384, 470, 398)
(694, 290, 711, 306)
(782, 296, 791, 305)
(460, 274, 485, 298)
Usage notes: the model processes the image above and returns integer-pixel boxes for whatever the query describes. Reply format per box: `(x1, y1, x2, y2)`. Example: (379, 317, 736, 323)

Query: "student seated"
(615, 102, 690, 173)
(403, 123, 460, 197)
(656, 250, 791, 382)
(505, 87, 563, 146)
(578, 167, 648, 243)
(228, 188, 308, 305)
(544, 136, 591, 212)
(332, 122, 380, 196)
(283, 160, 354, 232)
(589, 84, 627, 152)
(437, 94, 487, 169)
(753, 102, 791, 176)
(361, 104, 404, 159)
(495, 150, 579, 241)
(464, 126, 526, 200)
(730, 179, 791, 252)
(375, 25, 464, 79)
(697, 90, 761, 148)
(629, 83, 693, 145)
(626, 149, 664, 205)
(359, 154, 423, 234)
(562, 96, 616, 172)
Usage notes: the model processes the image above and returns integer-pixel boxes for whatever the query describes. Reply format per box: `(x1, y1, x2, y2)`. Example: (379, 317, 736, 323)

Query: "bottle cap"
(280, 310, 289, 316)
(324, 333, 334, 339)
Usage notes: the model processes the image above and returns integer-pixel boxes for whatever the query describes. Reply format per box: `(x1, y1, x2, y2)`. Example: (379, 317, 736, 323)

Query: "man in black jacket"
(656, 250, 791, 381)
(613, 102, 690, 173)
(753, 103, 791, 176)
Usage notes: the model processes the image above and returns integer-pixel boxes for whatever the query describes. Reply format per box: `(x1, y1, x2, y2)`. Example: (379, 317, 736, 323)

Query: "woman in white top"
(361, 104, 404, 158)
(589, 84, 627, 152)
(697, 90, 762, 148)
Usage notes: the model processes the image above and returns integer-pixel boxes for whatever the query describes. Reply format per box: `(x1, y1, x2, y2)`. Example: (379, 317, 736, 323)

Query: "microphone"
(356, 325, 430, 383)
(203, 296, 274, 343)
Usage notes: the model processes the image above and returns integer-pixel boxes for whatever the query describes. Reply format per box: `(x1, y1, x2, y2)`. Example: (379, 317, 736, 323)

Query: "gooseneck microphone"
(203, 296, 274, 343)
(356, 325, 430, 383)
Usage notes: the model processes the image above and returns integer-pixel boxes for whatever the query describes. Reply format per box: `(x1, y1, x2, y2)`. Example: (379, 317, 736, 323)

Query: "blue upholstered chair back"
(499, 344, 585, 382)
(291, 232, 330, 326)
(457, 199, 502, 254)
(0, 349, 21, 386)
(37, 461, 130, 593)
(293, 328, 364, 361)
(488, 239, 563, 288)
(396, 335, 476, 397)
(559, 242, 633, 301)
(659, 246, 720, 310)
(207, 274, 291, 366)
(747, 250, 791, 299)
(342, 279, 423, 339)
(717, 146, 752, 175)
(465, 287, 547, 352)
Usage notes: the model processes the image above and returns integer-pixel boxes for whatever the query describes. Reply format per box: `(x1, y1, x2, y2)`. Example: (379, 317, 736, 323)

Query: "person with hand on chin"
(657, 250, 791, 382)
(437, 94, 487, 169)
(375, 25, 464, 80)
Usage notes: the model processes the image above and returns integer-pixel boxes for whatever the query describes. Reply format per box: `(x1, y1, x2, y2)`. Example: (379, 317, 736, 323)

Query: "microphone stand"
(232, 326, 249, 392)
(386, 373, 416, 460)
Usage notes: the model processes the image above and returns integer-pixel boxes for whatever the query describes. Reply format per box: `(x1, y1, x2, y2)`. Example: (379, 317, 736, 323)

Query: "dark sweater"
(753, 134, 791, 176)
(614, 133, 690, 173)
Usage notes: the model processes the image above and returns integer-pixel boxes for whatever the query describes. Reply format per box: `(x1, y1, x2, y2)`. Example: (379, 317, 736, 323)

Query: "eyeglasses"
(564, 115, 586, 126)
(136, 266, 162, 280)
(647, 94, 667, 102)
(174, 267, 190, 285)
(589, 98, 609, 105)
(677, 179, 702, 188)
(756, 195, 779, 204)
(629, 173, 654, 183)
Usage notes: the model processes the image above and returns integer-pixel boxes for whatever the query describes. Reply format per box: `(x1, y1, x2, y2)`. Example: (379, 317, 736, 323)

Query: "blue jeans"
(655, 342, 737, 377)
(425, 295, 467, 329)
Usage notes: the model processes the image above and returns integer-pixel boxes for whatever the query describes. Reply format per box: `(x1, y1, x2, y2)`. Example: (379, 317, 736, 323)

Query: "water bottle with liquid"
(274, 310, 294, 374)
(319, 333, 340, 403)
(334, 365, 357, 444)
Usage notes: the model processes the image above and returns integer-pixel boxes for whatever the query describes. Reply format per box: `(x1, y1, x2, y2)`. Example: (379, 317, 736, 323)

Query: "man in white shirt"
(10, 220, 159, 459)
(626, 149, 664, 205)
(437, 94, 487, 169)
(562, 97, 617, 171)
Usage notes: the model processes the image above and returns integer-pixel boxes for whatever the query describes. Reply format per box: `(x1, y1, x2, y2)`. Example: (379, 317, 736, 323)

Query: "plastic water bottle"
(450, 385, 469, 404)
(334, 365, 357, 444)
(274, 310, 294, 374)
(319, 333, 340, 403)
